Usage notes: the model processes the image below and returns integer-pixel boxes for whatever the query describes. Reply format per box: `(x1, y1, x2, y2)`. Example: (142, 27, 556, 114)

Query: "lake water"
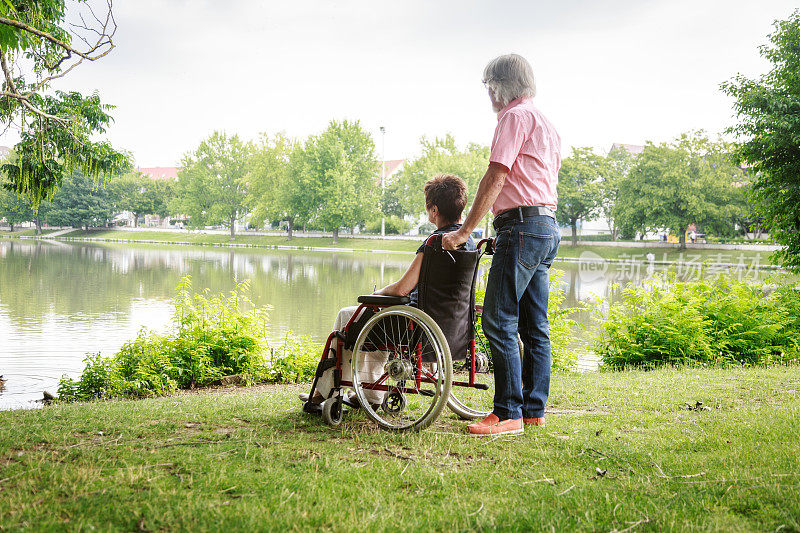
(0, 238, 776, 409)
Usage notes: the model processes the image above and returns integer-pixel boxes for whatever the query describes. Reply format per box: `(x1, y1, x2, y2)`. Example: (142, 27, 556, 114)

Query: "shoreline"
(0, 229, 785, 267)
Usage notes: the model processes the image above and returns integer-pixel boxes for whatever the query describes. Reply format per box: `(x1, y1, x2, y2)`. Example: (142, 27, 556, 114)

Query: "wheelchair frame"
(304, 237, 494, 430)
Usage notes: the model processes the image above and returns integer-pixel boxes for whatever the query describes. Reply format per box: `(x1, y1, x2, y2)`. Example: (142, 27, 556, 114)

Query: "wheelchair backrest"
(416, 236, 480, 361)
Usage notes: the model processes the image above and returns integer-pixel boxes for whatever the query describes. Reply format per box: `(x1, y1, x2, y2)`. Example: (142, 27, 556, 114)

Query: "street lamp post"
(380, 126, 386, 237)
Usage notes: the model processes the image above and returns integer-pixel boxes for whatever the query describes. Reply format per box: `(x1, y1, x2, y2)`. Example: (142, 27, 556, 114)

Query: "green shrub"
(475, 268, 583, 372)
(364, 215, 411, 235)
(595, 273, 800, 370)
(58, 277, 323, 402)
(266, 332, 320, 382)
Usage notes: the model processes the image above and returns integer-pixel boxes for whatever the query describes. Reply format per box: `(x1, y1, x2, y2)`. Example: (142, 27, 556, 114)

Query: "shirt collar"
(497, 96, 530, 120)
(436, 223, 460, 232)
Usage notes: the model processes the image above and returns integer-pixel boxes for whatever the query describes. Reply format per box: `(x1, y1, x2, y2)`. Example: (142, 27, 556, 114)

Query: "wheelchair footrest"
(342, 396, 360, 409)
(302, 401, 322, 414)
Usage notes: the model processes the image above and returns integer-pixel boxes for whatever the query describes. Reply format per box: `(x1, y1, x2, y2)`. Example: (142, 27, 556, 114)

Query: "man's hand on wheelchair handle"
(442, 229, 469, 251)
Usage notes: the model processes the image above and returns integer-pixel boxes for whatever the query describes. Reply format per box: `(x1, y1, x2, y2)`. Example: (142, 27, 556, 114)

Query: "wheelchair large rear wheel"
(351, 306, 452, 431)
(447, 350, 495, 420)
(446, 337, 522, 420)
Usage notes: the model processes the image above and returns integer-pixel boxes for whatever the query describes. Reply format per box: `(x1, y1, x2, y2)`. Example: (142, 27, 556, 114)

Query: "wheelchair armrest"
(357, 294, 410, 306)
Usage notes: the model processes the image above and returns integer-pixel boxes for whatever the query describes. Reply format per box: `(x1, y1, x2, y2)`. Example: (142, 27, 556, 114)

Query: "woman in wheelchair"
(300, 174, 482, 429)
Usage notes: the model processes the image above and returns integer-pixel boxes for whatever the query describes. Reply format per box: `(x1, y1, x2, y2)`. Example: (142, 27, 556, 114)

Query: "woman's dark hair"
(424, 173, 468, 224)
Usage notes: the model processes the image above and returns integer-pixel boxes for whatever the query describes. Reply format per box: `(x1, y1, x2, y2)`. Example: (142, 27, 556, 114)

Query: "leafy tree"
(244, 133, 301, 239)
(110, 172, 172, 227)
(295, 120, 379, 244)
(0, 1, 129, 209)
(614, 133, 745, 249)
(556, 147, 605, 245)
(173, 132, 252, 240)
(44, 170, 114, 230)
(722, 10, 800, 271)
(600, 146, 636, 241)
(0, 183, 32, 231)
(390, 135, 490, 232)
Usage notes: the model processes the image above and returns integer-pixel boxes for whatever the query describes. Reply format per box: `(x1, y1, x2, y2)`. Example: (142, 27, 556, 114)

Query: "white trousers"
(315, 305, 388, 405)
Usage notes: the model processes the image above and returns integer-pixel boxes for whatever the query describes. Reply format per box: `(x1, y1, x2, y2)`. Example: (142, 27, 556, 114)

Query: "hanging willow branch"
(0, 0, 128, 210)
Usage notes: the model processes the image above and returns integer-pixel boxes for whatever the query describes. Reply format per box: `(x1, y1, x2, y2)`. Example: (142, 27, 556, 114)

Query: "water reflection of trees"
(1, 241, 775, 341)
(555, 260, 766, 313)
(0, 240, 409, 341)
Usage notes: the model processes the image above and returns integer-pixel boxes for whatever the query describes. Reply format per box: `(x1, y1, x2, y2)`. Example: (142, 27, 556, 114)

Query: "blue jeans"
(482, 215, 560, 420)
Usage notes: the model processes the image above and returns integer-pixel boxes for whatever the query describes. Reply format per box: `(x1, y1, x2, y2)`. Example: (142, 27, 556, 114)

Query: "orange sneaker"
(523, 417, 545, 426)
(468, 417, 523, 436)
(467, 413, 499, 431)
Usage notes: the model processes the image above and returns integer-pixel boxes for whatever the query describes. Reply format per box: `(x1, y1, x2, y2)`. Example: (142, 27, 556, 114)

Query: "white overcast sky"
(4, 0, 796, 166)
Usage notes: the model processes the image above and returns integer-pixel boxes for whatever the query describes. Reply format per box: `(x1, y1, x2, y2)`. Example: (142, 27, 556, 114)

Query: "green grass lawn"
(555, 244, 778, 265)
(1, 366, 798, 531)
(53, 229, 781, 265)
(63, 229, 421, 253)
(0, 228, 61, 237)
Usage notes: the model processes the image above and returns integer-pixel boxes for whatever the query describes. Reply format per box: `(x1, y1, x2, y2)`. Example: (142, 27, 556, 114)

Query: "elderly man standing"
(443, 54, 561, 436)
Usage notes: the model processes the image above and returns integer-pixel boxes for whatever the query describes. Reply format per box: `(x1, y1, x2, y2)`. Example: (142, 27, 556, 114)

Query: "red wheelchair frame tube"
(318, 236, 495, 396)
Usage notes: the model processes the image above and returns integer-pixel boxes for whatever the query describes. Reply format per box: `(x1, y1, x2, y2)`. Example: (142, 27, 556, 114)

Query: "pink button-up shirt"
(489, 97, 561, 215)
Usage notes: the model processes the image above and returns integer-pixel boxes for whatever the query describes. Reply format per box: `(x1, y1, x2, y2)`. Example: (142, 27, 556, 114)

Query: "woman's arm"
(374, 253, 423, 296)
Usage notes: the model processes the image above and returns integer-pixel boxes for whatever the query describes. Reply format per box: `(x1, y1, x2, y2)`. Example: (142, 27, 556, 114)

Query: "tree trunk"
(133, 213, 139, 228)
(679, 226, 687, 250)
(571, 221, 578, 246)
(34, 219, 42, 235)
(287, 218, 293, 241)
(332, 227, 339, 245)
(8, 223, 13, 232)
(229, 214, 236, 241)
(351, 226, 355, 236)
(611, 226, 619, 241)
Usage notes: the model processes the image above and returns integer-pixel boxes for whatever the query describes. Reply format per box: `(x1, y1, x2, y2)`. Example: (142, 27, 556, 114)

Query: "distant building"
(609, 143, 644, 156)
(376, 159, 404, 187)
(381, 159, 404, 178)
(137, 167, 180, 180)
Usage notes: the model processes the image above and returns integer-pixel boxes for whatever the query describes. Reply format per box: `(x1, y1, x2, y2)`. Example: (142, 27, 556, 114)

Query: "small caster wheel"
(322, 397, 344, 426)
(382, 390, 406, 414)
(474, 351, 490, 373)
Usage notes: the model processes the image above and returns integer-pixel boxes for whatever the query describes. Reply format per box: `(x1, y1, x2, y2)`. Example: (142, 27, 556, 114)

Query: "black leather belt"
(493, 206, 556, 230)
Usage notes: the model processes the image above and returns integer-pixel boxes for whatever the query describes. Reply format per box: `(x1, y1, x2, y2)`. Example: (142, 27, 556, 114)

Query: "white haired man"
(442, 54, 561, 436)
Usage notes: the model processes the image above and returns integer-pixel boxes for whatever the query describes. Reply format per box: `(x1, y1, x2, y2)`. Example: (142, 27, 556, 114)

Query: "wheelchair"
(301, 235, 497, 431)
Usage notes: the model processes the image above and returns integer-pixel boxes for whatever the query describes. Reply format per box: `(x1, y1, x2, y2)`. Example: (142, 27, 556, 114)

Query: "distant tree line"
(0, 168, 172, 232)
(557, 133, 753, 248)
(0, 126, 763, 250)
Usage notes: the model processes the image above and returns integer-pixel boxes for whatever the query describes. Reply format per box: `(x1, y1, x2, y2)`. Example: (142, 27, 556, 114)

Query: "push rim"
(351, 306, 452, 431)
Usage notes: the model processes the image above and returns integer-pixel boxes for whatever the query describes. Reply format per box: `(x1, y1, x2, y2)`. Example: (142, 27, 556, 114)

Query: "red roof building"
(137, 167, 180, 180)
(380, 159, 404, 177)
(609, 143, 644, 155)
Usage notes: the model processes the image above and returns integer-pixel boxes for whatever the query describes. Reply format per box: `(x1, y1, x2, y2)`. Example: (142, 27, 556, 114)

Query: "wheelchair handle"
(424, 234, 440, 246)
(477, 238, 495, 255)
(425, 234, 494, 257)
(424, 233, 455, 263)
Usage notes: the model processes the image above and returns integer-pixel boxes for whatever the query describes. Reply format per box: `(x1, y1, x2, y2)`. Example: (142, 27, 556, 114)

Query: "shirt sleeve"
(490, 111, 527, 171)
